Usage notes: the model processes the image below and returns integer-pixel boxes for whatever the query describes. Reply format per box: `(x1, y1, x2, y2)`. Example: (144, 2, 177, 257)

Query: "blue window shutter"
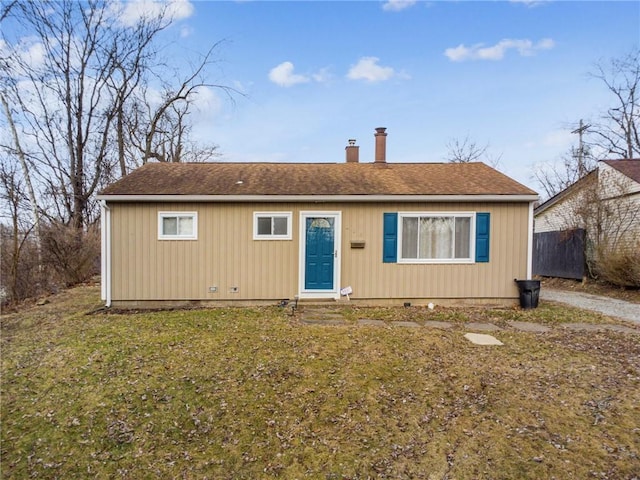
(475, 212, 490, 263)
(383, 213, 398, 263)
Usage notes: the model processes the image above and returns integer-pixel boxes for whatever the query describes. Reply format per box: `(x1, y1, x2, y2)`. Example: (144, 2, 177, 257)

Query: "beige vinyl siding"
(111, 202, 300, 301)
(108, 201, 530, 302)
(341, 202, 528, 300)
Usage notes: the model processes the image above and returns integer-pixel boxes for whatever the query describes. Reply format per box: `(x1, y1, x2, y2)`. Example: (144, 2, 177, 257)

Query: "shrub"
(1, 222, 100, 306)
(0, 224, 44, 304)
(41, 222, 100, 287)
(593, 241, 640, 287)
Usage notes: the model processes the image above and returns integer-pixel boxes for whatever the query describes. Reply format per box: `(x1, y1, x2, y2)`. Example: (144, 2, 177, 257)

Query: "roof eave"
(97, 194, 539, 203)
(534, 170, 597, 216)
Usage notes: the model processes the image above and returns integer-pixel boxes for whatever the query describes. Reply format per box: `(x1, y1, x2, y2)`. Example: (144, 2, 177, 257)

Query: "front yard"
(1, 286, 639, 479)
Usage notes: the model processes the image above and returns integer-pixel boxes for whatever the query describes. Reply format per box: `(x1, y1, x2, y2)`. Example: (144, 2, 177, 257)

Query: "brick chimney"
(374, 127, 387, 163)
(345, 139, 359, 163)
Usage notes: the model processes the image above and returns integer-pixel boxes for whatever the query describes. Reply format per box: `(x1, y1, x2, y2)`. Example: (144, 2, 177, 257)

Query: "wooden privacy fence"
(533, 229, 586, 280)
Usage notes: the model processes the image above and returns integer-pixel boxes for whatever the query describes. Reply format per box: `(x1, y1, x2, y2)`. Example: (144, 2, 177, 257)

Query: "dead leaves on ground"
(2, 289, 639, 479)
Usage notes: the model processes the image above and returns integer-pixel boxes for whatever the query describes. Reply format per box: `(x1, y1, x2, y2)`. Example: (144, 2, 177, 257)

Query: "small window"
(253, 212, 292, 240)
(158, 212, 197, 240)
(398, 213, 474, 263)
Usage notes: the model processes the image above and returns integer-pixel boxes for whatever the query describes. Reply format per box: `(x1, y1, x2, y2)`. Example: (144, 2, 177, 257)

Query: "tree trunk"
(1, 92, 42, 271)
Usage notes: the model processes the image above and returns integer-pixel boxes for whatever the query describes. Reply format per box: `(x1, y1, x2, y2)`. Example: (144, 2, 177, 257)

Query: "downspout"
(527, 201, 534, 280)
(100, 200, 112, 307)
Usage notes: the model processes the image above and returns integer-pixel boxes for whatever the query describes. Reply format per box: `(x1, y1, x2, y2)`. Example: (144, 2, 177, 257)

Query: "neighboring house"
(534, 160, 640, 278)
(535, 159, 640, 256)
(97, 128, 538, 308)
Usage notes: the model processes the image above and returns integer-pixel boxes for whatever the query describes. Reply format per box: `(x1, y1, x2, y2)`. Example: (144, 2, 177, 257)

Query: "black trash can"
(514, 279, 541, 309)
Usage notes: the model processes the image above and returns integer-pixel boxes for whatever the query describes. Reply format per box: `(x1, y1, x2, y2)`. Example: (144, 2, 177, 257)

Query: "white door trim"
(298, 211, 341, 300)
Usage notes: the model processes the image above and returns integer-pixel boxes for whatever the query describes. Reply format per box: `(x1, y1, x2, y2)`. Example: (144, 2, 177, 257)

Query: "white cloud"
(24, 42, 46, 69)
(312, 67, 333, 84)
(268, 61, 310, 87)
(382, 0, 417, 12)
(118, 0, 194, 27)
(0, 37, 47, 71)
(191, 86, 223, 118)
(444, 38, 555, 62)
(347, 57, 395, 83)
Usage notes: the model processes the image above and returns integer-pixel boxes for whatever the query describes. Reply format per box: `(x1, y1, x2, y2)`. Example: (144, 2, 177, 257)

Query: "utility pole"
(571, 119, 591, 177)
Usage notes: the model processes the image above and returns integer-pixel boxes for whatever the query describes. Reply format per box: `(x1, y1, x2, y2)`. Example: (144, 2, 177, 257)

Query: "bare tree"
(131, 43, 234, 165)
(587, 49, 640, 159)
(566, 165, 639, 285)
(2, 1, 237, 230)
(534, 142, 597, 199)
(1, 92, 41, 267)
(445, 135, 487, 163)
(2, 1, 168, 228)
(139, 100, 221, 163)
(0, 158, 38, 303)
(0, 0, 17, 22)
(534, 50, 638, 200)
(445, 135, 502, 168)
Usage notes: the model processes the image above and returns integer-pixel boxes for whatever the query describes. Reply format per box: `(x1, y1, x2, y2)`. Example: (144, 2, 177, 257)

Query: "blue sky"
(173, 0, 639, 192)
(13, 0, 640, 192)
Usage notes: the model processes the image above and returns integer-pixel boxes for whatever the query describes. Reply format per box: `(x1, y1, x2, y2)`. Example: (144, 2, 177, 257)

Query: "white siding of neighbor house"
(598, 163, 640, 253)
(599, 163, 640, 197)
(534, 187, 592, 233)
(535, 163, 640, 254)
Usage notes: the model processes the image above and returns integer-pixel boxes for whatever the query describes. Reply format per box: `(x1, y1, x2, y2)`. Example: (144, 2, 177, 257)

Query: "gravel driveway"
(541, 288, 640, 324)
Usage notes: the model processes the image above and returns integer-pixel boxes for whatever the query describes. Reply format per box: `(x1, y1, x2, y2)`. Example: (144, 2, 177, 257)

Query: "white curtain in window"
(401, 215, 471, 260)
(420, 217, 453, 259)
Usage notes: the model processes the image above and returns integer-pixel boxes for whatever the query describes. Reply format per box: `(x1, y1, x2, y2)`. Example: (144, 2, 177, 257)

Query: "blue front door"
(304, 217, 335, 290)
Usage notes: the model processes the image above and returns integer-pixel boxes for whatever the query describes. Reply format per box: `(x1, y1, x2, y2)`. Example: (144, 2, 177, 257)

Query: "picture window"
(398, 213, 474, 263)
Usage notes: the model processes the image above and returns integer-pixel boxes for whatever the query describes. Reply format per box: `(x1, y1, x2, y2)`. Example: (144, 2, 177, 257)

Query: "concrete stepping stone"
(358, 319, 386, 326)
(300, 309, 348, 325)
(464, 333, 504, 345)
(563, 323, 605, 331)
(563, 323, 639, 333)
(392, 321, 420, 328)
(424, 320, 453, 329)
(464, 322, 501, 332)
(508, 321, 551, 333)
(602, 324, 638, 334)
(301, 318, 347, 326)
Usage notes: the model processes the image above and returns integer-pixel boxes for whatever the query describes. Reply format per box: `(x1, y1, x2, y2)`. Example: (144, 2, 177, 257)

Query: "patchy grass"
(2, 287, 639, 479)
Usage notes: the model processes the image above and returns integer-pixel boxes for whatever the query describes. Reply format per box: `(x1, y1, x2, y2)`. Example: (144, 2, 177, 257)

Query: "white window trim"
(253, 211, 292, 240)
(158, 211, 198, 240)
(397, 212, 476, 264)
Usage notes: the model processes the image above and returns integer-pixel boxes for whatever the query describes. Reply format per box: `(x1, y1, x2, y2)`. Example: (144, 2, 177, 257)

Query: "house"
(534, 159, 640, 280)
(97, 128, 539, 308)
